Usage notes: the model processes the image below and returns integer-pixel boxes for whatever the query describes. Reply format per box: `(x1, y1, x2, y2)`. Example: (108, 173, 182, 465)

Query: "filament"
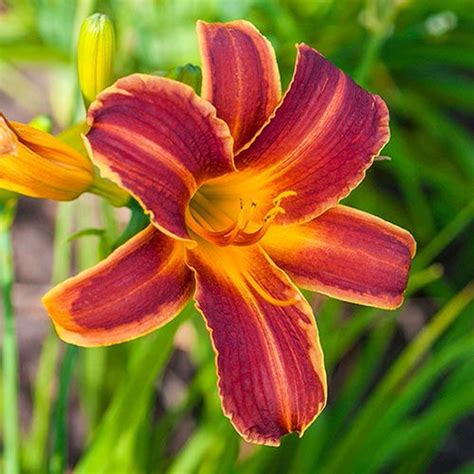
(244, 271, 300, 307)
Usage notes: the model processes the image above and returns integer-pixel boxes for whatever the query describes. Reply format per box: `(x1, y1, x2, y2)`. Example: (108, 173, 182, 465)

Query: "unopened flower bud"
(165, 64, 202, 93)
(0, 114, 129, 206)
(77, 13, 116, 108)
(0, 113, 94, 201)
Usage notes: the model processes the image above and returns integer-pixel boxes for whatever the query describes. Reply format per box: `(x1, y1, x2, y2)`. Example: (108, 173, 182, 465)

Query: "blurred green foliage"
(0, 0, 473, 473)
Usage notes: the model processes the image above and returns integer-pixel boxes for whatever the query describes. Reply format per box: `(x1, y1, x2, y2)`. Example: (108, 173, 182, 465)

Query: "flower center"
(186, 189, 296, 247)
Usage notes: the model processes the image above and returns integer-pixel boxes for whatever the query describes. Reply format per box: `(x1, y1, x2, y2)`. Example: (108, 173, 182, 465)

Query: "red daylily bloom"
(43, 20, 416, 446)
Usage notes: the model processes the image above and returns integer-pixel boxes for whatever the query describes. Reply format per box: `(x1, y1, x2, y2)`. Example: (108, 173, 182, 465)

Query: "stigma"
(186, 190, 297, 247)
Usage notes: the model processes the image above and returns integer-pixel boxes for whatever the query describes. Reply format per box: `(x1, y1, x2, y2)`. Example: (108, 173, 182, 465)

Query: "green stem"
(23, 202, 75, 472)
(354, 0, 398, 86)
(354, 33, 385, 85)
(88, 173, 130, 208)
(48, 345, 79, 474)
(46, 202, 78, 474)
(0, 200, 19, 474)
(23, 332, 60, 472)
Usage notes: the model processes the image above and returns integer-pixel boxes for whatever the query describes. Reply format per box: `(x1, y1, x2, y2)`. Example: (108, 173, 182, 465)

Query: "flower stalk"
(0, 197, 19, 474)
(88, 171, 130, 207)
(48, 344, 78, 474)
(354, 0, 399, 85)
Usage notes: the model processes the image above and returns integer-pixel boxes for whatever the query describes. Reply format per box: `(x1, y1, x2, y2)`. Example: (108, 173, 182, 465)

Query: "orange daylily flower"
(43, 20, 416, 445)
(0, 114, 94, 201)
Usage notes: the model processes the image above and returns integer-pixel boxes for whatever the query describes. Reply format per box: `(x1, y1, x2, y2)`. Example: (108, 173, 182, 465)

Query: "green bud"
(165, 64, 202, 94)
(28, 114, 52, 132)
(77, 13, 116, 108)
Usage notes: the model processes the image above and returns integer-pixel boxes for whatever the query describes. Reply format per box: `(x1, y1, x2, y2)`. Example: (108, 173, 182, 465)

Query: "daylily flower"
(43, 20, 416, 445)
(0, 114, 128, 205)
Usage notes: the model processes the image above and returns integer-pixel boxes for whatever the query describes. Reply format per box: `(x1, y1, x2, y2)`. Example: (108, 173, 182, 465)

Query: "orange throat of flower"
(186, 188, 301, 307)
(186, 189, 297, 247)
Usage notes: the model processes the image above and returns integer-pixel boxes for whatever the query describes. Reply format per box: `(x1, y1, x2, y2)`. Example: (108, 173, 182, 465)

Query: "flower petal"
(85, 74, 235, 242)
(0, 115, 93, 200)
(197, 20, 281, 152)
(262, 206, 416, 309)
(186, 241, 326, 446)
(43, 225, 194, 347)
(229, 44, 389, 225)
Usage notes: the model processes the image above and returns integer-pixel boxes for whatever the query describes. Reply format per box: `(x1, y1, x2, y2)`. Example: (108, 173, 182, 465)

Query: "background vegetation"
(1, 0, 473, 473)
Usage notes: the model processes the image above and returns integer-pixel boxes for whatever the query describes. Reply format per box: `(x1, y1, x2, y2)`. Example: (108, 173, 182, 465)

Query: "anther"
(272, 190, 297, 207)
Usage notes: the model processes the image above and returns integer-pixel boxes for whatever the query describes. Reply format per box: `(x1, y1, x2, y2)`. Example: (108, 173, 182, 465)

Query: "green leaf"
(321, 284, 474, 473)
(75, 305, 194, 474)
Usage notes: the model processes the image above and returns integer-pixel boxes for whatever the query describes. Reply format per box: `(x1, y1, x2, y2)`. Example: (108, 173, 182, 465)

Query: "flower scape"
(35, 20, 416, 446)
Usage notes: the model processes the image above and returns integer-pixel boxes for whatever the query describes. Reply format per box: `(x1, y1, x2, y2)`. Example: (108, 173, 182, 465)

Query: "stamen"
(185, 207, 220, 242)
(232, 201, 289, 246)
(264, 206, 285, 221)
(245, 271, 301, 307)
(186, 206, 243, 246)
(232, 218, 274, 246)
(186, 190, 297, 247)
(273, 190, 297, 207)
(239, 201, 256, 231)
(189, 207, 216, 232)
